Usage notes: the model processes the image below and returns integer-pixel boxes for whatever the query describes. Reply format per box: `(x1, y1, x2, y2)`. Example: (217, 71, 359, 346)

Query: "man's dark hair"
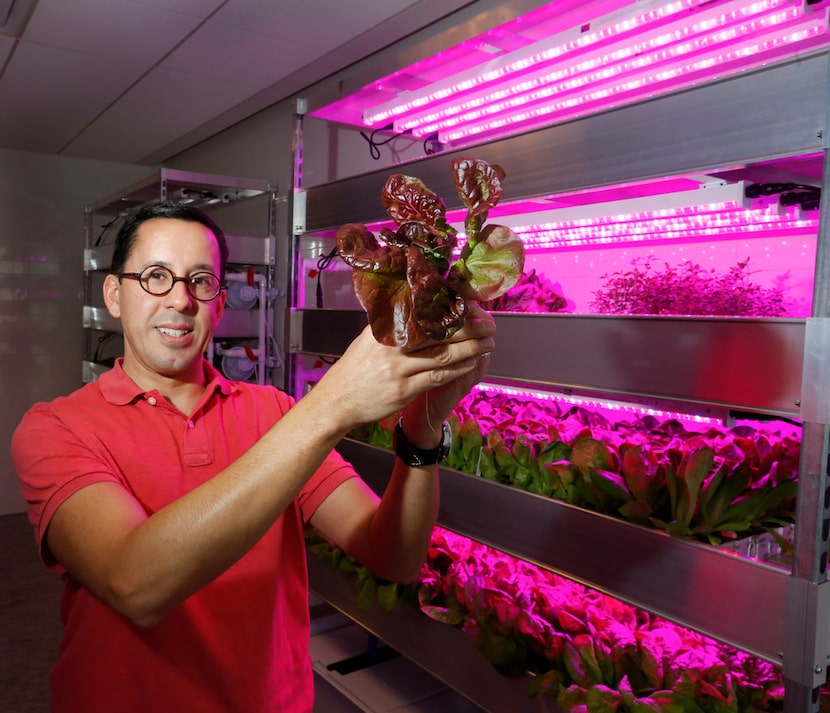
(110, 202, 229, 280)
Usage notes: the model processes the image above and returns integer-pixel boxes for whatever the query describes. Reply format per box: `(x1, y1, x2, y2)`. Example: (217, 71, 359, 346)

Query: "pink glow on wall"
(521, 233, 817, 317)
(471, 192, 819, 318)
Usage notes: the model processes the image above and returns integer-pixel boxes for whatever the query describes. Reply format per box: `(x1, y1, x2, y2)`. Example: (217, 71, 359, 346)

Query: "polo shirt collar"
(98, 358, 238, 406)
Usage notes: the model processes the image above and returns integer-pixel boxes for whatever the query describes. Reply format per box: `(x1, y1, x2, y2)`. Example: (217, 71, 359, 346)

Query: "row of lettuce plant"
(349, 390, 800, 548)
(308, 526, 817, 712)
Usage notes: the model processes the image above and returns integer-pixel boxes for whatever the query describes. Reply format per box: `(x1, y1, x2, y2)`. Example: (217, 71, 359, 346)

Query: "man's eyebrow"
(138, 261, 218, 273)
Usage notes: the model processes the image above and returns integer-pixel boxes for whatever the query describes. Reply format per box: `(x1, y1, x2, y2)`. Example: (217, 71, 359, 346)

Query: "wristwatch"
(393, 418, 452, 467)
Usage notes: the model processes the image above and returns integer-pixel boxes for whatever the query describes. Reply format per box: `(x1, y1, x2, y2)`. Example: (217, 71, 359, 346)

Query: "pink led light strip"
(441, 13, 829, 144)
(353, 196, 819, 253)
(391, 0, 800, 137)
(364, 0, 712, 128)
(474, 383, 721, 425)
(458, 203, 819, 251)
(363, 0, 829, 146)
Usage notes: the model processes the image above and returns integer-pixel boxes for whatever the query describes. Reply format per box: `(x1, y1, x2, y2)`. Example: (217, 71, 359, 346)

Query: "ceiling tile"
(126, 0, 225, 16)
(0, 41, 147, 153)
(23, 0, 204, 63)
(159, 19, 323, 89)
(64, 66, 259, 162)
(211, 0, 425, 47)
(0, 33, 13, 64)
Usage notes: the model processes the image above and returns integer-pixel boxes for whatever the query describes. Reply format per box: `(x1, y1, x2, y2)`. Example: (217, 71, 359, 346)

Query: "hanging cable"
(94, 216, 125, 246)
(423, 132, 443, 155)
(93, 331, 116, 363)
(360, 123, 411, 160)
(315, 246, 340, 308)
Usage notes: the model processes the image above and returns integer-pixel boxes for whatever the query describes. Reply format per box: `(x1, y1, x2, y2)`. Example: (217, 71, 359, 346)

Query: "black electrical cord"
(93, 331, 116, 362)
(744, 182, 821, 210)
(315, 246, 350, 367)
(311, 247, 352, 365)
(423, 132, 442, 155)
(744, 182, 819, 197)
(780, 191, 821, 211)
(93, 216, 124, 247)
(359, 126, 402, 160)
(315, 246, 340, 308)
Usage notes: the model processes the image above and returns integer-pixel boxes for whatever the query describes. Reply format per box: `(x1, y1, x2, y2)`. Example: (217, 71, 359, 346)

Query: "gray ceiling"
(0, 0, 472, 165)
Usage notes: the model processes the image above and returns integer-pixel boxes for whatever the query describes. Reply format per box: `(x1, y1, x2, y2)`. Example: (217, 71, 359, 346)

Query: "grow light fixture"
(453, 181, 821, 251)
(317, 180, 819, 252)
(475, 383, 722, 426)
(504, 202, 819, 250)
(364, 0, 714, 128)
(313, 0, 830, 148)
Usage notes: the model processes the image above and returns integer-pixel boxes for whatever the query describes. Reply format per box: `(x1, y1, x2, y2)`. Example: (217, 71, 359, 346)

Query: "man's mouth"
(158, 327, 193, 338)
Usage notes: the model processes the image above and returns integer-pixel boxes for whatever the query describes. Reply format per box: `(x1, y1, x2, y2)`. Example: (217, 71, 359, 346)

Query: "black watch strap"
(393, 418, 452, 467)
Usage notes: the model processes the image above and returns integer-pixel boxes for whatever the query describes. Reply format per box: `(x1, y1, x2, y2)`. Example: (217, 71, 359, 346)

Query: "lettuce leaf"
(336, 158, 525, 348)
(452, 224, 526, 301)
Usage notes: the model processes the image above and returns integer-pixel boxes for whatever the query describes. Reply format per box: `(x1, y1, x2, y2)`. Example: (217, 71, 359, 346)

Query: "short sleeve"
(295, 448, 358, 524)
(11, 402, 124, 567)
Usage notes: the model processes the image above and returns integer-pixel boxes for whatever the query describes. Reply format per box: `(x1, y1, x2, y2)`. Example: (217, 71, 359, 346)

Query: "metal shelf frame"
(290, 309, 806, 419)
(307, 554, 551, 713)
(82, 168, 279, 385)
(302, 53, 829, 234)
(289, 46, 830, 713)
(337, 439, 789, 665)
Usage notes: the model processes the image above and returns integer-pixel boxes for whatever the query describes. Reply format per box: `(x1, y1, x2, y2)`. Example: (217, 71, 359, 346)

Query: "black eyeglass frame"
(113, 265, 225, 302)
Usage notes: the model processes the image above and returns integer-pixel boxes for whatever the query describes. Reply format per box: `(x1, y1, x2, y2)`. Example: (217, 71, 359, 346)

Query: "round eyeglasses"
(113, 265, 224, 302)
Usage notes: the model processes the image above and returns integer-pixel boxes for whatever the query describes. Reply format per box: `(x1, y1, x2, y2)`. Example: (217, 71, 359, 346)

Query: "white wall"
(0, 149, 150, 515)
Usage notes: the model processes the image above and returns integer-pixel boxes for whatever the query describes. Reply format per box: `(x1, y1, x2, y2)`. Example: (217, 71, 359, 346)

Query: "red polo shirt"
(11, 359, 356, 713)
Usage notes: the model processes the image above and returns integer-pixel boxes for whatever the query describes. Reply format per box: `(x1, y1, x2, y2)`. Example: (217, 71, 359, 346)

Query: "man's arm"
(310, 303, 495, 582)
(42, 310, 495, 627)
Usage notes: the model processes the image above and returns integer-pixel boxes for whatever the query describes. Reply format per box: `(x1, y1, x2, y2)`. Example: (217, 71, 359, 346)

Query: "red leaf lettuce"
(337, 158, 525, 348)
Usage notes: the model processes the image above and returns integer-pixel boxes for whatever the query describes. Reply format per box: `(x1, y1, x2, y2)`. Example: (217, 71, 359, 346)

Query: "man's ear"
(103, 274, 122, 318)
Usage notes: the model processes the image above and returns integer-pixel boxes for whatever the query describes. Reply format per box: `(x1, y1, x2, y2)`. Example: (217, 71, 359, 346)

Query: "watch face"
(394, 418, 452, 466)
(438, 421, 452, 462)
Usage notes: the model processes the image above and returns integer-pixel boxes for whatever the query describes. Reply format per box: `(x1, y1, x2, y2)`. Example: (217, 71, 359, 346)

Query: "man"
(11, 202, 495, 712)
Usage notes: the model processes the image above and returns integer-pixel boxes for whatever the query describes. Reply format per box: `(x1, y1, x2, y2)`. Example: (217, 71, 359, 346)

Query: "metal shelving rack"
(82, 168, 279, 385)
(288, 51, 830, 712)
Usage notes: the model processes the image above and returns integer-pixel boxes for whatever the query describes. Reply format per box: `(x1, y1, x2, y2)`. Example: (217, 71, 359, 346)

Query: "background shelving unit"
(82, 168, 280, 386)
(288, 42, 830, 713)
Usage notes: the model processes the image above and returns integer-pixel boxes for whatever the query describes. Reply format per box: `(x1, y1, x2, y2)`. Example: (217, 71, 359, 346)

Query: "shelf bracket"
(800, 318, 830, 424)
(784, 579, 830, 690)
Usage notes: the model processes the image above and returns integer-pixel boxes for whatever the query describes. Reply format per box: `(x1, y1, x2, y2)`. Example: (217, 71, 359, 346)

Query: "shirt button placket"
(184, 416, 211, 466)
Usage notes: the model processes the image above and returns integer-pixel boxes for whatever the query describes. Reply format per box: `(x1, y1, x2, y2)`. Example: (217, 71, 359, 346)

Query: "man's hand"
(313, 301, 495, 443)
(398, 302, 495, 448)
